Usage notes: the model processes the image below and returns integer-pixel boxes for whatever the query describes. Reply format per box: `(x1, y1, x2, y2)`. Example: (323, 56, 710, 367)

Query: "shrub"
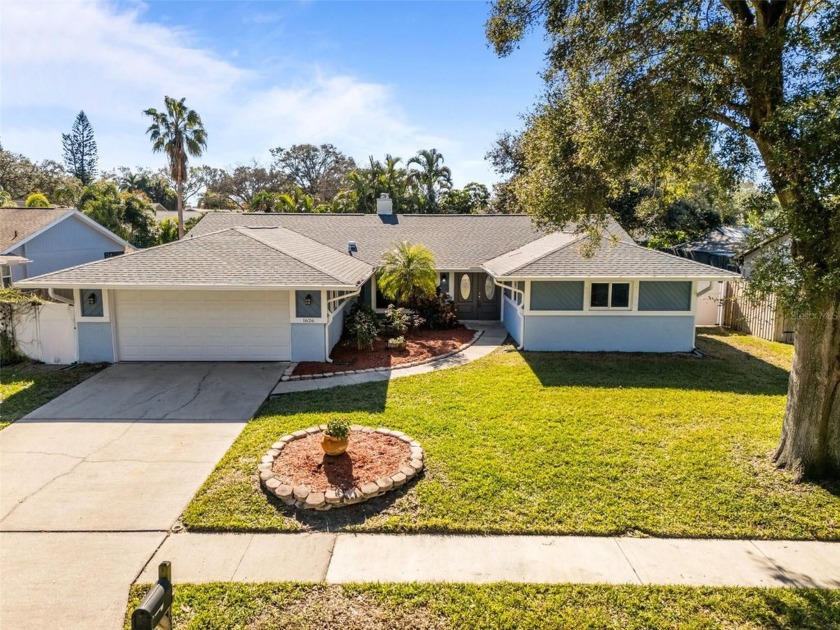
(377, 242, 437, 305)
(384, 304, 424, 336)
(387, 336, 406, 349)
(325, 418, 350, 439)
(415, 292, 459, 329)
(24, 192, 50, 208)
(345, 301, 380, 350)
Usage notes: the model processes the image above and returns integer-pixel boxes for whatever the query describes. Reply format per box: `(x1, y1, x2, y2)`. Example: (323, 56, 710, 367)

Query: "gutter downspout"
(493, 278, 525, 350)
(323, 287, 362, 363)
(48, 287, 74, 305)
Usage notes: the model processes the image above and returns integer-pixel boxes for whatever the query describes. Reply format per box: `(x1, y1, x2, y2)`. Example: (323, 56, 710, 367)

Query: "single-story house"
(1, 207, 133, 286)
(16, 198, 737, 363)
(670, 226, 752, 272)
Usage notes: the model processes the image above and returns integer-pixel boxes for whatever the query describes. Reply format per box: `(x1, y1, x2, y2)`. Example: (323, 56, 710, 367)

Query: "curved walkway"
(271, 322, 509, 396)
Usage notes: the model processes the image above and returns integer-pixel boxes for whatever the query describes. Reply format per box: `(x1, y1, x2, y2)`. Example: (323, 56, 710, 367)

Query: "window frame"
(588, 281, 632, 311)
(1, 264, 11, 288)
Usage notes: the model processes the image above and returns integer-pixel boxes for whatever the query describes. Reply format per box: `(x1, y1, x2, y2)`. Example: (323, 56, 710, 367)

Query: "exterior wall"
(523, 314, 696, 352)
(291, 323, 326, 362)
(503, 296, 523, 346)
(10, 214, 126, 282)
(327, 298, 352, 355)
(78, 321, 115, 363)
(295, 290, 322, 318)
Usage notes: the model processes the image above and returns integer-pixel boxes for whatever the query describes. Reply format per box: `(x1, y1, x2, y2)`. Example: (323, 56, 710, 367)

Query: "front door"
(455, 272, 500, 320)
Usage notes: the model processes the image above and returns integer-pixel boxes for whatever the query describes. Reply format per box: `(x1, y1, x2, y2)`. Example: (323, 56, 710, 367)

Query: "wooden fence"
(723, 281, 794, 344)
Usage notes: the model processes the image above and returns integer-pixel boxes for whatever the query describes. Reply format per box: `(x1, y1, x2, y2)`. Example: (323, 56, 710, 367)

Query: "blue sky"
(2, 0, 547, 186)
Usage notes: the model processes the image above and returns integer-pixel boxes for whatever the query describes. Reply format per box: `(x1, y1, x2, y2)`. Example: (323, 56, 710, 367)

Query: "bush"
(25, 192, 50, 208)
(384, 304, 424, 336)
(325, 418, 349, 439)
(415, 292, 459, 329)
(344, 302, 380, 350)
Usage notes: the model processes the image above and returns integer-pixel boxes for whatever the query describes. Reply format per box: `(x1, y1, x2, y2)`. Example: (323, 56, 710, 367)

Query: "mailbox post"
(131, 561, 172, 630)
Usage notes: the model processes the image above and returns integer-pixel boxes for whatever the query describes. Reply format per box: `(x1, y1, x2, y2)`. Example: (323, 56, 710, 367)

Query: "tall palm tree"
(143, 97, 207, 239)
(407, 149, 452, 213)
(377, 241, 437, 306)
(380, 154, 408, 210)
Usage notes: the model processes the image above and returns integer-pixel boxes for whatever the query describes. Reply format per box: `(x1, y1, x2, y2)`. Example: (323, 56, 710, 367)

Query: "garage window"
(80, 289, 104, 317)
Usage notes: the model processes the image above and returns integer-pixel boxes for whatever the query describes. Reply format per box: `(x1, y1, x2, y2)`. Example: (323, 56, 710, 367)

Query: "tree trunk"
(773, 296, 840, 480)
(177, 179, 185, 240)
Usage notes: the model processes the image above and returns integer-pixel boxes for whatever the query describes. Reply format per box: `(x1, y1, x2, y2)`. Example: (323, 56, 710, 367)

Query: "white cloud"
(0, 0, 493, 185)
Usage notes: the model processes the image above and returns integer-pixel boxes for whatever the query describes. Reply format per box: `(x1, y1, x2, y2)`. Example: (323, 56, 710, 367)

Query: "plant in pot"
(321, 419, 350, 456)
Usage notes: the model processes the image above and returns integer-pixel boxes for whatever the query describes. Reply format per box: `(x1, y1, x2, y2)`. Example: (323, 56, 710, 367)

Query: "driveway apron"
(0, 362, 284, 629)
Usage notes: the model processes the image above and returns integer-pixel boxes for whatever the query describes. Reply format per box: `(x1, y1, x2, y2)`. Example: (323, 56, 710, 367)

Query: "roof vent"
(376, 193, 393, 215)
(348, 241, 358, 255)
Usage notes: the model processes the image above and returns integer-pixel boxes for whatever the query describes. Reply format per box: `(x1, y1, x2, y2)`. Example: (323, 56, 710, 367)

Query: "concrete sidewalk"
(271, 322, 508, 395)
(139, 533, 840, 589)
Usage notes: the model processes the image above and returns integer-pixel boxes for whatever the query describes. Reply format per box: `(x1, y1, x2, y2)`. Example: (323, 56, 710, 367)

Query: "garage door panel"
(115, 290, 291, 361)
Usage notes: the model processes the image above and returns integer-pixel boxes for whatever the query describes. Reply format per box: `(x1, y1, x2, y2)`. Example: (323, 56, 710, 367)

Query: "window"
(459, 274, 471, 300)
(1, 265, 11, 288)
(590, 282, 631, 309)
(439, 273, 449, 296)
(638, 281, 691, 311)
(484, 276, 496, 300)
(531, 281, 584, 311)
(80, 289, 104, 317)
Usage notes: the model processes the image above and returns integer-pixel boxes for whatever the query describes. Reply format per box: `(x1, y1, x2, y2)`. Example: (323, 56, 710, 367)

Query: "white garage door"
(114, 290, 291, 361)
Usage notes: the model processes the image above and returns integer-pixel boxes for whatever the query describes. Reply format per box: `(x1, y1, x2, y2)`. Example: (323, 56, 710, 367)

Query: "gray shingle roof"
(189, 213, 547, 269)
(1, 207, 72, 253)
(17, 227, 374, 289)
(486, 237, 741, 279)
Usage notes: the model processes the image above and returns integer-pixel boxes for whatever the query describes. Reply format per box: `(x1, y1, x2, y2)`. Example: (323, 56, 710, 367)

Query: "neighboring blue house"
(17, 197, 737, 363)
(670, 226, 752, 272)
(1, 208, 133, 286)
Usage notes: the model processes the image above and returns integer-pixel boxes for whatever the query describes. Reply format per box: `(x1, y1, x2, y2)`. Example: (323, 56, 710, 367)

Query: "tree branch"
(706, 110, 755, 138)
(720, 0, 756, 25)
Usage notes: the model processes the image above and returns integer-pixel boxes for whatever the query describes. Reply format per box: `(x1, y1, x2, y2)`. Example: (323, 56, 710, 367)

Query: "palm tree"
(377, 241, 437, 306)
(143, 97, 207, 239)
(380, 154, 408, 210)
(407, 149, 452, 213)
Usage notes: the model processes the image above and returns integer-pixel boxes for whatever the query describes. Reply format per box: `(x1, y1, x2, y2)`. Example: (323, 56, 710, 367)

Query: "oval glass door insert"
(484, 276, 496, 300)
(459, 274, 471, 300)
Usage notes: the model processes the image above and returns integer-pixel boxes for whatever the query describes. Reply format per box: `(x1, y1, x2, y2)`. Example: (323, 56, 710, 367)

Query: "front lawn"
(0, 361, 105, 430)
(183, 329, 839, 539)
(125, 583, 840, 630)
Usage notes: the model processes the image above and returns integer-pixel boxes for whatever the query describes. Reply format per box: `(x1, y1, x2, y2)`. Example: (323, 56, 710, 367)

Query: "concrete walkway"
(0, 362, 285, 630)
(271, 322, 508, 395)
(139, 533, 840, 589)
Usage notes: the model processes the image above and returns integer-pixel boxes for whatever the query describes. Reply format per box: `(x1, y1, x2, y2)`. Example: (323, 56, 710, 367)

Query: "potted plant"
(321, 418, 350, 456)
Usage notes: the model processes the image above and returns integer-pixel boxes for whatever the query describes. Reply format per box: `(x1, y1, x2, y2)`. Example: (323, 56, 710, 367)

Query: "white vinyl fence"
(4, 302, 78, 364)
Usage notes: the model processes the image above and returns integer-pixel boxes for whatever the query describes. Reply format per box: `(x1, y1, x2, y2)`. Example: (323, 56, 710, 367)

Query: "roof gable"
(1, 207, 132, 254)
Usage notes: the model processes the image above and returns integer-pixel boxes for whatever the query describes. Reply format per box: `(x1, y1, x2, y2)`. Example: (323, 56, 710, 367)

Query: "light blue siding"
(291, 323, 325, 361)
(78, 321, 115, 363)
(295, 290, 322, 318)
(524, 315, 695, 352)
(10, 214, 125, 282)
(327, 299, 352, 355)
(503, 298, 523, 346)
(530, 281, 584, 311)
(638, 281, 692, 311)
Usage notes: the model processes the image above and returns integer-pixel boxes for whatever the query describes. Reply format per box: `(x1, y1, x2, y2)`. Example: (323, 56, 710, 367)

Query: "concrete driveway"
(0, 362, 285, 629)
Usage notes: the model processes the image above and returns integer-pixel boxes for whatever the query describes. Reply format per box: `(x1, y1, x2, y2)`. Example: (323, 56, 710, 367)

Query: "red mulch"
(272, 432, 412, 492)
(294, 326, 475, 376)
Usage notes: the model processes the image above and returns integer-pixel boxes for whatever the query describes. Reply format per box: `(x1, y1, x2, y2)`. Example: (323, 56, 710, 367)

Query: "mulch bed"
(294, 326, 475, 376)
(272, 432, 412, 492)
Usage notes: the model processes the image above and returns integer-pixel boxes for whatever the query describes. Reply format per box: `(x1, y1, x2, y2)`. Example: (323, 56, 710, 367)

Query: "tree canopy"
(487, 0, 840, 479)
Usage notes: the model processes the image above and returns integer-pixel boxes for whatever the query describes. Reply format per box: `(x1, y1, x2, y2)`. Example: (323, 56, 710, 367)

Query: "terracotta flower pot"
(321, 434, 349, 456)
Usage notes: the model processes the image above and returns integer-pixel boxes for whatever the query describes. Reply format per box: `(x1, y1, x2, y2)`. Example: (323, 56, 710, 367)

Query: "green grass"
(0, 361, 105, 430)
(125, 583, 840, 630)
(182, 329, 839, 539)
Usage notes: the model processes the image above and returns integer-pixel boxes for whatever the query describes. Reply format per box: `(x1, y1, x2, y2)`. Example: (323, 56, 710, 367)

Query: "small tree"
(62, 111, 98, 185)
(24, 192, 50, 208)
(377, 242, 437, 306)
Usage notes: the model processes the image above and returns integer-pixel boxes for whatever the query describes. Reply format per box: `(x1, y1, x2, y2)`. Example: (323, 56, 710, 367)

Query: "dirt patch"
(294, 326, 475, 376)
(252, 586, 446, 630)
(272, 432, 412, 492)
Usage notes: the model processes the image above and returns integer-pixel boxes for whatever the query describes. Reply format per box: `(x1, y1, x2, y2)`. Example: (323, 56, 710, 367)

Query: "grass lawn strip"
(125, 583, 840, 630)
(182, 329, 839, 539)
(0, 361, 105, 430)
